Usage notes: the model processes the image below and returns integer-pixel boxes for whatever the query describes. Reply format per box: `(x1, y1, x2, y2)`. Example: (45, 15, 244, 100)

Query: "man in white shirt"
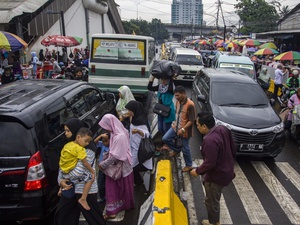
(273, 64, 288, 100)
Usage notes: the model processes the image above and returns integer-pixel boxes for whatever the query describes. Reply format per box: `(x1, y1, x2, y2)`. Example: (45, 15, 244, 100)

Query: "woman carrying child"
(54, 118, 106, 225)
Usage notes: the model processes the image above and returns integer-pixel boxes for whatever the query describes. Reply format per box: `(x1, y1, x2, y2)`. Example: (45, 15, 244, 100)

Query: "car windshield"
(211, 82, 268, 106)
(175, 55, 203, 65)
(219, 63, 254, 78)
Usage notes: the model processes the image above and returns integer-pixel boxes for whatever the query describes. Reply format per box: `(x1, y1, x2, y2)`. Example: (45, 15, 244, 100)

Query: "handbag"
(138, 136, 156, 163)
(153, 103, 171, 117)
(174, 135, 183, 148)
(102, 153, 123, 180)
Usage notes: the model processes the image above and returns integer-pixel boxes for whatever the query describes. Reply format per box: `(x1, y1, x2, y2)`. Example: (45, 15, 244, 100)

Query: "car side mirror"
(105, 92, 116, 101)
(197, 94, 207, 103)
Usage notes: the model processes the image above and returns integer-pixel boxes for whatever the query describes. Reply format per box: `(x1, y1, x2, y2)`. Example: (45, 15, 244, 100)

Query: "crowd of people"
(0, 47, 90, 84)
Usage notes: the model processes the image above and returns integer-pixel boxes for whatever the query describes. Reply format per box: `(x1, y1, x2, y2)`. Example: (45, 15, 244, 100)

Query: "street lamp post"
(136, 3, 140, 21)
(46, 10, 66, 36)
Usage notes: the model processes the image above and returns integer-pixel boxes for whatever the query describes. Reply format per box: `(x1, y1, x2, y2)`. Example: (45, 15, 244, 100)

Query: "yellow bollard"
(153, 160, 188, 225)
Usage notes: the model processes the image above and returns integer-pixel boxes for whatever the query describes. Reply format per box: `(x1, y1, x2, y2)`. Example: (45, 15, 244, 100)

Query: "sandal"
(103, 214, 116, 220)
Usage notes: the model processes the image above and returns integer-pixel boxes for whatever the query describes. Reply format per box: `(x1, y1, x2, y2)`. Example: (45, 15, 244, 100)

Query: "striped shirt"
(57, 149, 98, 194)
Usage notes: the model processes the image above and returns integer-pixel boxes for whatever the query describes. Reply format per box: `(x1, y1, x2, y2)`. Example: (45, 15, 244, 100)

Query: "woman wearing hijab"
(55, 118, 106, 225)
(98, 114, 134, 220)
(147, 76, 176, 134)
(125, 100, 153, 186)
(116, 85, 135, 130)
(116, 85, 135, 120)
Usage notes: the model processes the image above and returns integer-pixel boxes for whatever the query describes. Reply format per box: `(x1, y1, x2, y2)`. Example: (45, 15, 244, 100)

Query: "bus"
(88, 34, 156, 96)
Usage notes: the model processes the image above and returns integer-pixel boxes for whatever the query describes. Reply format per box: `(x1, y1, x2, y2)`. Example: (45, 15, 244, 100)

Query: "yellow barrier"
(268, 79, 283, 96)
(153, 160, 188, 225)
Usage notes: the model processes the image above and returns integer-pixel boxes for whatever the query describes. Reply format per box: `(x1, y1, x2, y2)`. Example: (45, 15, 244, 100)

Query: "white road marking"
(181, 153, 198, 225)
(275, 162, 300, 192)
(252, 161, 300, 224)
(233, 163, 271, 224)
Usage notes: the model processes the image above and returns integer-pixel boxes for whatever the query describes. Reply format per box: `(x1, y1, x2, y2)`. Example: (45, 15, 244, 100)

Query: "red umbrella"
(41, 35, 83, 47)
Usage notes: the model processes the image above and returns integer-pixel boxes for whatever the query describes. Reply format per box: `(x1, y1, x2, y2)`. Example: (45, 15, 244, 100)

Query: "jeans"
(157, 115, 172, 134)
(204, 181, 223, 224)
(162, 127, 193, 167)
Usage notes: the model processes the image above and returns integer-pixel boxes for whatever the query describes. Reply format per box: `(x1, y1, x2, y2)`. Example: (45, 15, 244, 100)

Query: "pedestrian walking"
(98, 114, 135, 220)
(162, 85, 196, 172)
(272, 64, 288, 101)
(190, 112, 236, 225)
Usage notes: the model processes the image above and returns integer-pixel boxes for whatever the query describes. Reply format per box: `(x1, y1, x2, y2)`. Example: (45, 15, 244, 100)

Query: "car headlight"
(273, 122, 284, 133)
(214, 118, 233, 130)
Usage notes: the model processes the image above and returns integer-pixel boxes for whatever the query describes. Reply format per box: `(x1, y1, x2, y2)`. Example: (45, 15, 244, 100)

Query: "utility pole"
(216, 0, 226, 40)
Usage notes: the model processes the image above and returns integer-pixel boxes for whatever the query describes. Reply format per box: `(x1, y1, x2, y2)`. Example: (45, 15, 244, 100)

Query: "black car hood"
(212, 104, 281, 129)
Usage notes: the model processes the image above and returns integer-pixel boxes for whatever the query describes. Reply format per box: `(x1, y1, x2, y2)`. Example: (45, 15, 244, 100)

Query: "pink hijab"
(98, 114, 132, 164)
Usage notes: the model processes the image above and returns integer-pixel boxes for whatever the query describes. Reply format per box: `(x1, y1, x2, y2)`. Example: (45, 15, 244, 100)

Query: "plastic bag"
(138, 136, 156, 163)
(150, 60, 181, 79)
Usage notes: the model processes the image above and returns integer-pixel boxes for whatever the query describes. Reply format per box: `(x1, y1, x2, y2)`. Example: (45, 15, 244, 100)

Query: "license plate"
(240, 143, 264, 152)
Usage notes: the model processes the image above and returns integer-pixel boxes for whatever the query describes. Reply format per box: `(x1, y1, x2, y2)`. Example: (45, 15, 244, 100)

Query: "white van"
(172, 48, 204, 81)
(213, 53, 256, 80)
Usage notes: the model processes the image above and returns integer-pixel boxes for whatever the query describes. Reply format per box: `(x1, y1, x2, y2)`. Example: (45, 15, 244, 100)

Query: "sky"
(115, 0, 298, 27)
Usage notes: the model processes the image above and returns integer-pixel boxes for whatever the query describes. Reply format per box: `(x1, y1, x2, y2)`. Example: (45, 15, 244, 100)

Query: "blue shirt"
(96, 141, 110, 162)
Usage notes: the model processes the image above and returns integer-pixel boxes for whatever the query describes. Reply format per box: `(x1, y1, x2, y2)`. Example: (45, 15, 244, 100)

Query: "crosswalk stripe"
(233, 163, 271, 224)
(252, 161, 300, 224)
(275, 162, 300, 192)
(195, 159, 233, 224)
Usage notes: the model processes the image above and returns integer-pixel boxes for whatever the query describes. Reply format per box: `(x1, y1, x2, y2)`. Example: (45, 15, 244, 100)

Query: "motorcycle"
(277, 85, 298, 108)
(279, 99, 300, 141)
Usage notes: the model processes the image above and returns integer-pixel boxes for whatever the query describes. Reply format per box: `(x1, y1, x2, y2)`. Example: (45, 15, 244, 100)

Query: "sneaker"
(202, 219, 214, 225)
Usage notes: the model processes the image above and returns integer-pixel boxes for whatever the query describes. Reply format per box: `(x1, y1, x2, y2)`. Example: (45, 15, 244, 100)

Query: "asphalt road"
(6, 84, 300, 225)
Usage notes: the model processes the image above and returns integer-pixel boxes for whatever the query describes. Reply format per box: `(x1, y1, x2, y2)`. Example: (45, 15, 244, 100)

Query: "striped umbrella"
(274, 51, 300, 61)
(242, 39, 261, 47)
(0, 31, 28, 51)
(254, 48, 279, 55)
(199, 40, 211, 45)
(259, 42, 277, 50)
(224, 41, 238, 49)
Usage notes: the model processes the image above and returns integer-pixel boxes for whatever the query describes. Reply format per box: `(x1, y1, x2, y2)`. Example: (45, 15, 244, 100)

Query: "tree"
(122, 19, 169, 42)
(234, 0, 279, 34)
(270, 0, 290, 18)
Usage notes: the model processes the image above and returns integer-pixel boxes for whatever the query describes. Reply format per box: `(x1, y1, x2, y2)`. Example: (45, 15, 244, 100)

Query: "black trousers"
(273, 83, 283, 100)
(54, 193, 106, 225)
(133, 163, 148, 186)
(78, 193, 106, 225)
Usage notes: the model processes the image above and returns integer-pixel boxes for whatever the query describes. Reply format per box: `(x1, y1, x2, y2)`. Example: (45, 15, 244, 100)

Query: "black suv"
(191, 68, 286, 158)
(0, 79, 116, 222)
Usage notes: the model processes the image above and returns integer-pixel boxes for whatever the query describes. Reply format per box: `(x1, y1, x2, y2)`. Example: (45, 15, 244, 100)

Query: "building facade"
(171, 0, 203, 25)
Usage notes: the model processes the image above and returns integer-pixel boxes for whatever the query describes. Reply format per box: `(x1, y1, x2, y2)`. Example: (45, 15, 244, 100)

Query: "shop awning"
(0, 0, 48, 23)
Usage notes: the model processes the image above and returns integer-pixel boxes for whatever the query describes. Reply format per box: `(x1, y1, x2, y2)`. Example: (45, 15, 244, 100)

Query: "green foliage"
(234, 0, 279, 34)
(122, 19, 169, 42)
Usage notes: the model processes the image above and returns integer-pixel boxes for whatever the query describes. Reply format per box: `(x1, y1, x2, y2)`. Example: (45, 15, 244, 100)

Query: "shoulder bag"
(153, 96, 170, 117)
(138, 136, 156, 163)
(153, 103, 171, 117)
(102, 153, 123, 180)
(174, 104, 183, 149)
